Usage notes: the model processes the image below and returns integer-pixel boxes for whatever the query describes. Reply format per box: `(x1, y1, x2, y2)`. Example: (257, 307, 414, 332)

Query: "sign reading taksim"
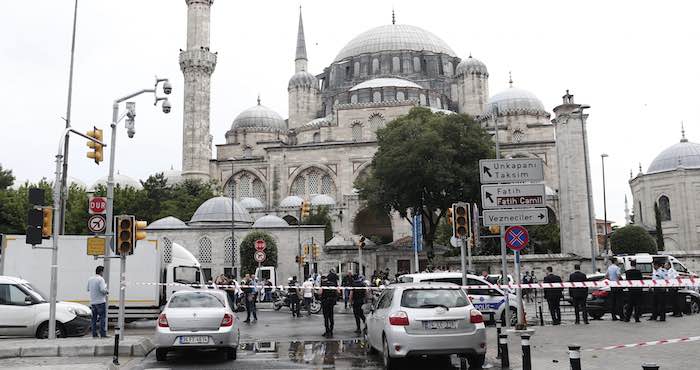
(481, 183, 546, 209)
(482, 208, 549, 226)
(479, 158, 545, 184)
(505, 226, 529, 251)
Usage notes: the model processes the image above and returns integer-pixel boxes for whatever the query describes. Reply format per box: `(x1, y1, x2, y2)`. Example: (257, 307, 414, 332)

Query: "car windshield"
(22, 283, 47, 302)
(397, 276, 414, 283)
(401, 289, 469, 308)
(169, 292, 225, 308)
(173, 266, 201, 285)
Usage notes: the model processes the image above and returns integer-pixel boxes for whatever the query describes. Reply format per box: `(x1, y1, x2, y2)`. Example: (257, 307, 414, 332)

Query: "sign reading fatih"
(479, 158, 544, 184)
(482, 208, 549, 226)
(481, 183, 546, 209)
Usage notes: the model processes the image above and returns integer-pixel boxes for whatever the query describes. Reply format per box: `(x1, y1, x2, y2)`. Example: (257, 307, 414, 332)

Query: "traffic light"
(303, 244, 309, 255)
(301, 201, 311, 218)
(135, 219, 148, 242)
(446, 206, 454, 226)
(26, 208, 43, 245)
(115, 215, 134, 255)
(312, 244, 320, 258)
(453, 202, 470, 239)
(297, 255, 305, 264)
(359, 236, 366, 249)
(86, 127, 104, 164)
(41, 207, 53, 239)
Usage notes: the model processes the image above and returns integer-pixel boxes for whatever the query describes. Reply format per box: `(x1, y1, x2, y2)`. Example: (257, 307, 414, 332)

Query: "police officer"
(543, 266, 563, 325)
(568, 264, 589, 324)
(649, 262, 667, 321)
(624, 259, 643, 322)
(666, 262, 683, 317)
(350, 274, 367, 333)
(319, 275, 339, 337)
(287, 276, 301, 318)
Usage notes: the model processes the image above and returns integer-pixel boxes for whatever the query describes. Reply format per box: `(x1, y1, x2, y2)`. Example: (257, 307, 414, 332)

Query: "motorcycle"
(273, 290, 322, 314)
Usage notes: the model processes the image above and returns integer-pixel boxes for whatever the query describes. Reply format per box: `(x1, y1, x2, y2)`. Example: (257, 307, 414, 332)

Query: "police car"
(397, 272, 520, 326)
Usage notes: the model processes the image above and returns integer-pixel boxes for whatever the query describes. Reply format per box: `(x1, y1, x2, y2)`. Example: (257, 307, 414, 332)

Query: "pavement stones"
(0, 336, 153, 360)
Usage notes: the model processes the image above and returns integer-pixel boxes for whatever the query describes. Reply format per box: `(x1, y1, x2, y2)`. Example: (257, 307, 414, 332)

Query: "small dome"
(252, 214, 289, 228)
(311, 194, 336, 206)
(349, 77, 422, 92)
(484, 87, 548, 117)
(67, 176, 87, 189)
(288, 71, 318, 90)
(239, 197, 265, 209)
(647, 139, 700, 174)
(455, 55, 488, 76)
(280, 195, 304, 208)
(231, 100, 286, 132)
(147, 216, 187, 229)
(163, 168, 184, 186)
(189, 196, 253, 224)
(334, 24, 456, 62)
(92, 173, 143, 190)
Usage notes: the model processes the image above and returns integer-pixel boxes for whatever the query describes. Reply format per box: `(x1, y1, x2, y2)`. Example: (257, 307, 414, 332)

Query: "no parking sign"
(505, 225, 529, 251)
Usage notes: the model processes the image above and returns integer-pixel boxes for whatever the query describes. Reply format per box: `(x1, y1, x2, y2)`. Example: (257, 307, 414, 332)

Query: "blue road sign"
(412, 214, 423, 252)
(505, 225, 529, 251)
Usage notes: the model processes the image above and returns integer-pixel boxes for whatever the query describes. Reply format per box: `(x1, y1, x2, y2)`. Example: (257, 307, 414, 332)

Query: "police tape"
(583, 335, 700, 352)
(124, 277, 700, 290)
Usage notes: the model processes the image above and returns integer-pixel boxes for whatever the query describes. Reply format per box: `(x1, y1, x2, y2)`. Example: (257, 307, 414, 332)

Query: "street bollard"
(538, 297, 545, 326)
(642, 364, 660, 370)
(568, 344, 582, 370)
(112, 327, 120, 365)
(496, 323, 502, 359)
(521, 334, 532, 370)
(499, 333, 510, 368)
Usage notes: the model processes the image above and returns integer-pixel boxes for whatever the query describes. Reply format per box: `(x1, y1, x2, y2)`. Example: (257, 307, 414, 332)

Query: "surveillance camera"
(127, 128, 135, 138)
(163, 81, 172, 95)
(162, 99, 172, 114)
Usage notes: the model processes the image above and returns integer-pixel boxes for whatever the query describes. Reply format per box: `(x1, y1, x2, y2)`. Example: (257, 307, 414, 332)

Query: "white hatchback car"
(0, 276, 92, 338)
(366, 282, 487, 369)
(155, 289, 241, 361)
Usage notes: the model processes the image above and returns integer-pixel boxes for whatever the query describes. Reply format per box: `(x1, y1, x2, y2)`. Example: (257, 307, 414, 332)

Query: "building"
(595, 219, 613, 252)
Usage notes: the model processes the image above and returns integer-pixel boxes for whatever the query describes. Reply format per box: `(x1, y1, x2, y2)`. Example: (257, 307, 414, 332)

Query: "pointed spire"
(639, 163, 643, 173)
(681, 121, 688, 142)
(508, 71, 513, 88)
(468, 51, 472, 58)
(392, 8, 396, 25)
(295, 6, 308, 73)
(257, 94, 261, 105)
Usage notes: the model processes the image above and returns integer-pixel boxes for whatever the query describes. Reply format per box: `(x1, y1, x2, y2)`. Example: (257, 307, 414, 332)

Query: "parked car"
(365, 282, 487, 369)
(154, 290, 241, 361)
(0, 276, 92, 338)
(586, 286, 700, 320)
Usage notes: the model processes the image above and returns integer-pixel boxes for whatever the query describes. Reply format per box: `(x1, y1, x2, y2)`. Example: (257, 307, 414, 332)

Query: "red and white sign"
(254, 239, 266, 252)
(254, 251, 266, 263)
(89, 196, 107, 215)
(505, 225, 529, 251)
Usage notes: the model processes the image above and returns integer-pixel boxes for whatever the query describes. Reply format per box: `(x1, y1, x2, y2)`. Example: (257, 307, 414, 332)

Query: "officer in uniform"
(568, 264, 589, 324)
(349, 274, 367, 333)
(319, 275, 339, 337)
(543, 266, 563, 325)
(624, 260, 643, 322)
(649, 262, 668, 321)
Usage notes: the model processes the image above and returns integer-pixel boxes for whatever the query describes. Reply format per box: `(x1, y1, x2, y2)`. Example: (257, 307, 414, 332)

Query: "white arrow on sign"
(481, 183, 546, 209)
(482, 208, 549, 226)
(87, 214, 106, 233)
(479, 158, 544, 184)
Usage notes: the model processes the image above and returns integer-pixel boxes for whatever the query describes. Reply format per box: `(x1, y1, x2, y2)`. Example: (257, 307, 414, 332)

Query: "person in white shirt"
(87, 266, 109, 338)
(649, 262, 668, 321)
(302, 278, 315, 316)
(605, 260, 623, 320)
(665, 262, 683, 317)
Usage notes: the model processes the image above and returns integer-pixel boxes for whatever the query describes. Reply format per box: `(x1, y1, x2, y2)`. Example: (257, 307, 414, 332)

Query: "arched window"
(419, 94, 427, 106)
(321, 175, 333, 194)
(291, 176, 306, 196)
(353, 61, 360, 77)
(243, 146, 252, 158)
(403, 58, 412, 73)
(435, 97, 442, 109)
(658, 195, 671, 221)
(162, 237, 173, 264)
(289, 167, 336, 199)
(368, 113, 385, 130)
(238, 174, 250, 198)
(512, 129, 526, 143)
(225, 171, 266, 203)
(313, 132, 321, 143)
(372, 59, 380, 74)
(396, 91, 405, 101)
(352, 122, 363, 142)
(350, 94, 358, 104)
(198, 237, 213, 264)
(252, 179, 265, 202)
(445, 61, 454, 76)
(372, 91, 381, 102)
(283, 215, 299, 225)
(392, 57, 401, 73)
(413, 57, 421, 73)
(638, 201, 644, 224)
(224, 237, 234, 264)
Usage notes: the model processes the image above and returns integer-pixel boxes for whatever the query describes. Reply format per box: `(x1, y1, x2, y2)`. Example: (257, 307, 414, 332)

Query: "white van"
(613, 254, 696, 278)
(397, 272, 519, 325)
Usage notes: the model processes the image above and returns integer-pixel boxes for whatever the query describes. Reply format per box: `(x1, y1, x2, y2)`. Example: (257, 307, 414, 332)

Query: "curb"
(0, 337, 154, 360)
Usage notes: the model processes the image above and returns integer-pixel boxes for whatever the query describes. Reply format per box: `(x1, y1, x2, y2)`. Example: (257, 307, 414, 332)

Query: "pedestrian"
(215, 273, 235, 308)
(666, 262, 683, 317)
(624, 259, 643, 322)
(319, 275, 339, 337)
(649, 262, 668, 321)
(242, 275, 257, 323)
(288, 276, 301, 317)
(327, 268, 339, 286)
(302, 278, 315, 316)
(568, 264, 589, 324)
(87, 266, 109, 338)
(523, 272, 532, 303)
(543, 266, 563, 325)
(531, 272, 539, 301)
(350, 274, 367, 333)
(342, 271, 353, 309)
(605, 259, 623, 320)
(264, 278, 273, 302)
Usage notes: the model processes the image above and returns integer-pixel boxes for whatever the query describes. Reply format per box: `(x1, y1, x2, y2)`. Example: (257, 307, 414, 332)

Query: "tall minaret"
(180, 0, 217, 181)
(624, 195, 631, 225)
(288, 7, 320, 128)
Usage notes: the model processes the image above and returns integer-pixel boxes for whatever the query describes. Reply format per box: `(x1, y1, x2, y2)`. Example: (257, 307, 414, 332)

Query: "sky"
(2, 0, 699, 227)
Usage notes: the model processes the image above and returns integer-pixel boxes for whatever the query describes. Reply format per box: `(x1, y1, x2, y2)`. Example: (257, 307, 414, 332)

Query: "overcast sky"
(2, 0, 699, 226)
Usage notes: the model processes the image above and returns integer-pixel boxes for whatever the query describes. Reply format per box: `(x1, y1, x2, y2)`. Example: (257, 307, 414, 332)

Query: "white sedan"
(154, 290, 241, 361)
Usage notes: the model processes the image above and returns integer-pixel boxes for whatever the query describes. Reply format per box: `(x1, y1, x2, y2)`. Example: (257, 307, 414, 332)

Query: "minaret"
(180, 0, 217, 181)
(552, 90, 599, 262)
(288, 7, 320, 128)
(455, 53, 489, 117)
(624, 195, 631, 225)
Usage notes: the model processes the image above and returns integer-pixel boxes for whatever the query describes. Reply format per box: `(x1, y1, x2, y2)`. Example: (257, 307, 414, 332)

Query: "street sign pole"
(500, 227, 510, 331)
(460, 236, 467, 287)
(514, 250, 525, 328)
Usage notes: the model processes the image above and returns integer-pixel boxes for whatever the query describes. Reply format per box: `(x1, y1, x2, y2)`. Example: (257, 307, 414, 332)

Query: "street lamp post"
(227, 158, 239, 282)
(601, 153, 609, 264)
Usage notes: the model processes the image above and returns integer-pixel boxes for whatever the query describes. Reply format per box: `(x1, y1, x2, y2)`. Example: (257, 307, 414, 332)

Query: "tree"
(0, 164, 14, 190)
(302, 206, 333, 243)
(355, 107, 494, 260)
(239, 231, 278, 276)
(654, 202, 665, 251)
(610, 225, 657, 255)
(528, 224, 561, 254)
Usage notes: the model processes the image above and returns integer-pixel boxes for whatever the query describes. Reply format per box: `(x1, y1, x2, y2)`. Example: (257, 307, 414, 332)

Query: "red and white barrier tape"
(124, 277, 700, 290)
(584, 335, 700, 352)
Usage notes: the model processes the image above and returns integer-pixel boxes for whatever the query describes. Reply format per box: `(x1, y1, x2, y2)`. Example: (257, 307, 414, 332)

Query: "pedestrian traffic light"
(41, 207, 53, 239)
(453, 202, 470, 238)
(303, 244, 309, 255)
(115, 215, 134, 255)
(86, 127, 104, 164)
(26, 208, 43, 245)
(301, 201, 311, 218)
(359, 236, 366, 249)
(312, 244, 320, 258)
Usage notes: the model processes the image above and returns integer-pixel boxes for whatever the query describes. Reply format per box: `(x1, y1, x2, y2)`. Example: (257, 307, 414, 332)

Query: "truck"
(0, 235, 204, 321)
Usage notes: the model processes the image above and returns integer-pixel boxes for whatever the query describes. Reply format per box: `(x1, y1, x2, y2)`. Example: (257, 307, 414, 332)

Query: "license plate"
(179, 336, 209, 344)
(423, 320, 457, 329)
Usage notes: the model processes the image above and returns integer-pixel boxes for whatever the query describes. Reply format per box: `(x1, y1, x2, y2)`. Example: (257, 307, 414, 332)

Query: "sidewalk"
(0, 336, 153, 360)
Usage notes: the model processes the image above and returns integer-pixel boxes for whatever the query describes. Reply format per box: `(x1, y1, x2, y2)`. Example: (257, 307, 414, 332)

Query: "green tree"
(64, 184, 89, 234)
(0, 164, 14, 190)
(355, 107, 494, 260)
(654, 202, 665, 251)
(527, 223, 561, 254)
(0, 180, 53, 234)
(610, 225, 657, 255)
(302, 206, 333, 243)
(240, 231, 278, 276)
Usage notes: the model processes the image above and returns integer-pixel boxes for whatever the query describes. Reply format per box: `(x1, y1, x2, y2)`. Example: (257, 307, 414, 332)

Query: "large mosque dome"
(189, 196, 254, 225)
(92, 173, 142, 190)
(484, 87, 548, 117)
(231, 99, 286, 132)
(647, 138, 700, 174)
(334, 24, 456, 62)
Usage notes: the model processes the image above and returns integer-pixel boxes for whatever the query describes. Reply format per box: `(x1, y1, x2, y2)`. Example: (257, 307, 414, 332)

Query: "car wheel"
(36, 322, 65, 339)
(382, 335, 399, 370)
(467, 353, 486, 369)
(588, 312, 604, 320)
(226, 347, 237, 360)
(310, 301, 322, 314)
(690, 299, 700, 314)
(155, 348, 168, 361)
